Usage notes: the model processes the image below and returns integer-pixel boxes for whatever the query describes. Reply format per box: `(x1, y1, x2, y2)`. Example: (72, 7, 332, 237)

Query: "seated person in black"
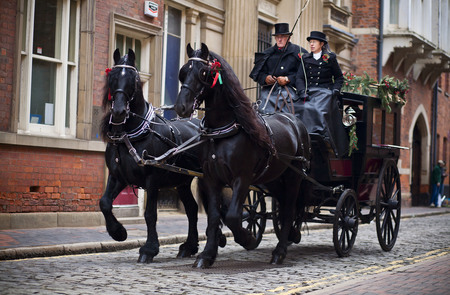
(250, 23, 307, 114)
(295, 31, 348, 157)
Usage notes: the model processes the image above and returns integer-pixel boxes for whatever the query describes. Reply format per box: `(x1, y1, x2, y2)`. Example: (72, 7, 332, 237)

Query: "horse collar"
(200, 117, 241, 139)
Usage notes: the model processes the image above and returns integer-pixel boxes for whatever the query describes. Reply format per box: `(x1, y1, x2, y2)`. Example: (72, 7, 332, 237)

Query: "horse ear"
(187, 43, 194, 58)
(113, 48, 121, 65)
(200, 43, 209, 60)
(127, 48, 136, 66)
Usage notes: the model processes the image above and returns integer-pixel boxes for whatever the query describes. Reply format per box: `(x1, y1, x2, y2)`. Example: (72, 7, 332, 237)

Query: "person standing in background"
(430, 160, 445, 207)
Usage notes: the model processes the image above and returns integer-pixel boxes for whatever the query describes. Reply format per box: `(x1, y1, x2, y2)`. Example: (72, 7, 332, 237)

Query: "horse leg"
(176, 183, 199, 258)
(137, 186, 159, 263)
(193, 182, 222, 268)
(225, 181, 258, 250)
(271, 174, 302, 264)
(198, 179, 227, 248)
(99, 175, 128, 241)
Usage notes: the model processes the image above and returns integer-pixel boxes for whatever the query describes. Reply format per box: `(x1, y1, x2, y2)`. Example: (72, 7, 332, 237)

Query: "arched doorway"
(411, 125, 422, 205)
(410, 114, 430, 206)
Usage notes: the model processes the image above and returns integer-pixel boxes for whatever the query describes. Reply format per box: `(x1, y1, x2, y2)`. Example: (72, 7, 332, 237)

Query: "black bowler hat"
(272, 23, 292, 36)
(307, 31, 328, 43)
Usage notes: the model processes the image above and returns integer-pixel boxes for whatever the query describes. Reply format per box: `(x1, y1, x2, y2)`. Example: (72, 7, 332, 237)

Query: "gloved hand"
(276, 76, 289, 86)
(298, 90, 309, 101)
(333, 89, 342, 108)
(265, 75, 277, 85)
(332, 89, 340, 99)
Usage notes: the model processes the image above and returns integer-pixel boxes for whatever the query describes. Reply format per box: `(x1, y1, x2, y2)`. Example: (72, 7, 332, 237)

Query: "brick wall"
(351, 0, 379, 79)
(0, 0, 17, 132)
(0, 145, 105, 213)
(93, 0, 164, 108)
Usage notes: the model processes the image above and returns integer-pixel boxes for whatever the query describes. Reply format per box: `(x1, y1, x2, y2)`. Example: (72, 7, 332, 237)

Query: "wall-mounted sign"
(144, 1, 158, 17)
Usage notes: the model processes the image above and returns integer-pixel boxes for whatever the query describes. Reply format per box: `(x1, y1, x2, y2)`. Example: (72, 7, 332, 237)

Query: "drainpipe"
(431, 82, 438, 168)
(378, 0, 384, 81)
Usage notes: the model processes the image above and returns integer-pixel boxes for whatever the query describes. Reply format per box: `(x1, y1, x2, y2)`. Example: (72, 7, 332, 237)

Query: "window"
(115, 34, 142, 71)
(389, 0, 399, 24)
(19, 0, 80, 137)
(162, 6, 184, 119)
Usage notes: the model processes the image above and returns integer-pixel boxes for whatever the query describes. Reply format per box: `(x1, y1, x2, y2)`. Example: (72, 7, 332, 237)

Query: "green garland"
(348, 124, 358, 157)
(341, 72, 409, 155)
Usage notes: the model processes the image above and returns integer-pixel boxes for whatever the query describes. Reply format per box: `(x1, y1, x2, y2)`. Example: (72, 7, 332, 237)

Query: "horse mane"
(208, 51, 276, 154)
(100, 54, 144, 142)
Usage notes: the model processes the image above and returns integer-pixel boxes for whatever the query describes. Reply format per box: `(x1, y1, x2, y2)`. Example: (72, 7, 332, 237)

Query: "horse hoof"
(270, 254, 285, 265)
(289, 229, 301, 244)
(193, 257, 214, 269)
(108, 224, 127, 242)
(219, 234, 227, 248)
(137, 253, 154, 263)
(177, 249, 196, 258)
(244, 238, 258, 251)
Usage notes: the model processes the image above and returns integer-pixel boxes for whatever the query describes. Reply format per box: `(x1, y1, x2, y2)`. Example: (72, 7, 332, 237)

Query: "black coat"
(295, 52, 343, 94)
(250, 43, 307, 86)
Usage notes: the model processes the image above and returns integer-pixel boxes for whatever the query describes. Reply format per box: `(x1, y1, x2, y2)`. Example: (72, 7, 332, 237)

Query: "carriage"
(243, 91, 404, 257)
(103, 45, 404, 267)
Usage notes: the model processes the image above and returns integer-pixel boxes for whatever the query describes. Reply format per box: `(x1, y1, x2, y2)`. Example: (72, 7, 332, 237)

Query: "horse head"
(175, 43, 218, 118)
(106, 48, 141, 125)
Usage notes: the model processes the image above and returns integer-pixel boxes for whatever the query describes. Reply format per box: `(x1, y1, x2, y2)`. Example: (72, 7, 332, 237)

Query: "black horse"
(100, 48, 203, 263)
(175, 43, 311, 267)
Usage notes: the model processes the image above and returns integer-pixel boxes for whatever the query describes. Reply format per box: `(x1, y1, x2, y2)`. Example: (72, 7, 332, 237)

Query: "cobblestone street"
(0, 213, 449, 294)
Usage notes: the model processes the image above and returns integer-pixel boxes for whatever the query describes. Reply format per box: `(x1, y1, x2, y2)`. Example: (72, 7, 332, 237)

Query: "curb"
(1, 210, 448, 261)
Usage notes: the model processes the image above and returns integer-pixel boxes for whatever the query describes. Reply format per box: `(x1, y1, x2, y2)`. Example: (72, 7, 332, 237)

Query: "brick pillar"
(351, 0, 380, 78)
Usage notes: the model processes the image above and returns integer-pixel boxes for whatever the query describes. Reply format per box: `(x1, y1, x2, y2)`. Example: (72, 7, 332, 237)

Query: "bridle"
(180, 56, 217, 114)
(109, 64, 140, 125)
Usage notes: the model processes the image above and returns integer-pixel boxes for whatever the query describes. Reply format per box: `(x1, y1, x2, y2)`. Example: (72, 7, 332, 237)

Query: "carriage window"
(372, 108, 383, 145)
(384, 111, 396, 145)
(19, 0, 80, 136)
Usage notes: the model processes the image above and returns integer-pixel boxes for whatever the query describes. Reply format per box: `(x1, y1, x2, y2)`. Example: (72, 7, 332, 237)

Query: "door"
(411, 125, 422, 206)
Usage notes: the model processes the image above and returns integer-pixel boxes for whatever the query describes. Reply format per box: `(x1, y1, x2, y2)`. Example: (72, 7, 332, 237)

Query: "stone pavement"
(0, 206, 449, 261)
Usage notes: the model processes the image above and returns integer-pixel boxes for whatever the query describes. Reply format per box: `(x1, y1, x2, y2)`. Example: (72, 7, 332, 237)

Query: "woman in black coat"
(295, 31, 348, 157)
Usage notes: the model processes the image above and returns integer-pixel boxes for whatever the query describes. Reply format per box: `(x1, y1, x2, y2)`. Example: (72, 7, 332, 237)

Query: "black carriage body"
(308, 92, 402, 206)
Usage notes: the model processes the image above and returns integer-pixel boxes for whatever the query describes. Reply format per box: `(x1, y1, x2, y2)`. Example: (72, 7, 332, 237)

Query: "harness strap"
(273, 86, 295, 114)
(200, 118, 241, 139)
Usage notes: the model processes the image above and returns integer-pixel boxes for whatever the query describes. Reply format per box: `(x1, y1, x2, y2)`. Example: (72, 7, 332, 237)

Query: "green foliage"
(342, 72, 409, 156)
(348, 124, 358, 157)
(342, 72, 409, 112)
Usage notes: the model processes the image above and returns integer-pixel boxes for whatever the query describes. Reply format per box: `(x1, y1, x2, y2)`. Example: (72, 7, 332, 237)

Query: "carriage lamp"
(342, 107, 357, 127)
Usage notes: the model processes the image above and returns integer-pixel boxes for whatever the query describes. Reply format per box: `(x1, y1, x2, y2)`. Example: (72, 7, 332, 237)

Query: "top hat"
(272, 23, 292, 36)
(307, 31, 328, 43)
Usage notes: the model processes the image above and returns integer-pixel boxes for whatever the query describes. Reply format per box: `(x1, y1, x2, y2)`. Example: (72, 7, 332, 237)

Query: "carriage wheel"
(242, 189, 267, 247)
(333, 189, 358, 257)
(376, 160, 401, 251)
(271, 199, 301, 244)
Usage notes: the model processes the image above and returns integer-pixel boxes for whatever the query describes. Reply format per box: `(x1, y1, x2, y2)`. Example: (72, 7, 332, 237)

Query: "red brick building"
(351, 0, 449, 206)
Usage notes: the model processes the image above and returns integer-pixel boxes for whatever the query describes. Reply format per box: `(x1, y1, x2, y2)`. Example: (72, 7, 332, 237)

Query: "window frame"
(18, 0, 80, 138)
(161, 4, 186, 110)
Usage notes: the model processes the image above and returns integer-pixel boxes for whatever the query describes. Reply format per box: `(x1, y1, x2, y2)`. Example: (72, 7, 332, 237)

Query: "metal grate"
(160, 259, 289, 274)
